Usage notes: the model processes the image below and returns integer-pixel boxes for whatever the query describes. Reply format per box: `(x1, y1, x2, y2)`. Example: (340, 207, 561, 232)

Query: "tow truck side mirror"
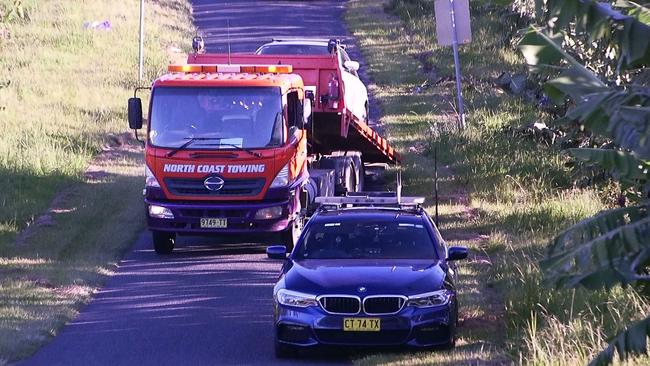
(128, 97, 143, 130)
(303, 98, 312, 128)
(303, 90, 315, 129)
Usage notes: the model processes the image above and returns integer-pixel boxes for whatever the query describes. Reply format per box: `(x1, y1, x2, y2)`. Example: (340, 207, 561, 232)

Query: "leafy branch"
(519, 0, 650, 364)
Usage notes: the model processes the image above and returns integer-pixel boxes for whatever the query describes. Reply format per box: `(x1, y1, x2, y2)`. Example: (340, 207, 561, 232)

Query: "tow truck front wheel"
(279, 219, 302, 253)
(152, 231, 175, 254)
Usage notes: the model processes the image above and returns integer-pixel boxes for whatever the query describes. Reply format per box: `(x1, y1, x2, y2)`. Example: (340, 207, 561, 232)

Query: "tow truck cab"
(129, 46, 400, 255)
(129, 64, 313, 254)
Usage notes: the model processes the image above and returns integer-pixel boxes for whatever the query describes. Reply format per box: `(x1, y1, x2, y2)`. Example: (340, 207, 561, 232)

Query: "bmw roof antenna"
(434, 145, 440, 227)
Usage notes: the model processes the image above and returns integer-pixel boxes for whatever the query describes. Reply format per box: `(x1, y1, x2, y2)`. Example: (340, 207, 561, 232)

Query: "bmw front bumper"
(274, 302, 455, 348)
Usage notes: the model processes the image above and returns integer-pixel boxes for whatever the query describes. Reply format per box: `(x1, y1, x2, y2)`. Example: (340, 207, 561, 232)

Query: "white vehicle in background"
(255, 38, 369, 123)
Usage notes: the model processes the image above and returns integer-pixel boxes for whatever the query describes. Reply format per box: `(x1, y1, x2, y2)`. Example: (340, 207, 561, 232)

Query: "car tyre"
(437, 335, 456, 350)
(437, 303, 457, 350)
(152, 231, 175, 254)
(274, 340, 296, 359)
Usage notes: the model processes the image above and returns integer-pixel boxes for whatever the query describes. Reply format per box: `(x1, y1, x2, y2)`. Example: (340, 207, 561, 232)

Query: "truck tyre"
(356, 163, 365, 192)
(279, 218, 302, 253)
(343, 162, 356, 194)
(152, 231, 175, 254)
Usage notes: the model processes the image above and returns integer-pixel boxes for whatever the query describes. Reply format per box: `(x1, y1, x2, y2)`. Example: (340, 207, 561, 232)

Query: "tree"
(518, 1, 650, 364)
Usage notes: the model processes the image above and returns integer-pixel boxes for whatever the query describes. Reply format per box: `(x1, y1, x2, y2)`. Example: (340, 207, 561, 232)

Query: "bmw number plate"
(343, 318, 380, 332)
(200, 218, 227, 228)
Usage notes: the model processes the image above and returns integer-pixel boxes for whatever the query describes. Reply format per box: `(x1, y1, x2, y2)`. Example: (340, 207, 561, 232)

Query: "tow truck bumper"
(145, 198, 294, 235)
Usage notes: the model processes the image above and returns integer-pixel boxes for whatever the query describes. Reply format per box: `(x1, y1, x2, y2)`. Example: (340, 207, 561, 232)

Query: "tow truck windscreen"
(295, 218, 438, 260)
(149, 87, 283, 149)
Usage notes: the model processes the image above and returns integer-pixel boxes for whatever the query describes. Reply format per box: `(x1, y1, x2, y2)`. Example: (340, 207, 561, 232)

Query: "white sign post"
(435, 0, 471, 130)
(138, 0, 145, 80)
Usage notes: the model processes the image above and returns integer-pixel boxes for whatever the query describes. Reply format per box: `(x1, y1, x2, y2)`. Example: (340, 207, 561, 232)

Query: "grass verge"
(346, 0, 650, 364)
(0, 0, 192, 363)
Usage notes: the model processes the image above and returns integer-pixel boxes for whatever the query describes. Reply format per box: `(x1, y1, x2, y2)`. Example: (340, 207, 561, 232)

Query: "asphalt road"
(23, 1, 379, 365)
(193, 0, 350, 53)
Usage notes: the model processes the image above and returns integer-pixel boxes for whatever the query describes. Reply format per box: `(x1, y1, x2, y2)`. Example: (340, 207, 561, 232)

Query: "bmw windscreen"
(294, 218, 438, 259)
(149, 87, 283, 149)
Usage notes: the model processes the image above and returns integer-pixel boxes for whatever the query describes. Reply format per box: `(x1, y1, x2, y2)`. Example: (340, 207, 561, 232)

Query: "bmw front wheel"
(274, 339, 296, 359)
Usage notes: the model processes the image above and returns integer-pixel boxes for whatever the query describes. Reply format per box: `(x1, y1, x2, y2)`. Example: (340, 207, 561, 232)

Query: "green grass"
(346, 0, 650, 364)
(0, 0, 191, 245)
(0, 0, 192, 363)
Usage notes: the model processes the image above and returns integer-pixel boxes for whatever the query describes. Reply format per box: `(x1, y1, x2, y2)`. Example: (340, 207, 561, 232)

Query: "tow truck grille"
(165, 178, 265, 197)
(318, 296, 360, 314)
(363, 296, 406, 315)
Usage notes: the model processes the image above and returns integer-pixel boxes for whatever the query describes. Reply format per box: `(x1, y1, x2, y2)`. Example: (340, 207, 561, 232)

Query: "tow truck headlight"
(148, 205, 174, 219)
(276, 289, 317, 308)
(270, 163, 290, 188)
(407, 290, 451, 308)
(145, 165, 160, 188)
(255, 206, 284, 220)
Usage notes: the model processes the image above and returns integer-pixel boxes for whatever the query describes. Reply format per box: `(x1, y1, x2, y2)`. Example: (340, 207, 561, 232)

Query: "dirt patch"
(54, 285, 93, 298)
(460, 315, 500, 330)
(446, 230, 490, 242)
(85, 133, 142, 182)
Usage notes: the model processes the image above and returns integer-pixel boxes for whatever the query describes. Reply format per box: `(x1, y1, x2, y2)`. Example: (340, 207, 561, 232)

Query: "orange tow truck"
(128, 43, 399, 254)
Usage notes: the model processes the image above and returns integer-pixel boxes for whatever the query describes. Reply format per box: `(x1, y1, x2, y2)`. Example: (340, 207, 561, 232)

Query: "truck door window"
(286, 91, 302, 130)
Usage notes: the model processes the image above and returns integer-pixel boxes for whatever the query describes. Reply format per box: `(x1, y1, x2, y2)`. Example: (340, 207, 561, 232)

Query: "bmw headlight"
(407, 289, 451, 308)
(270, 163, 290, 188)
(276, 289, 317, 308)
(145, 165, 160, 188)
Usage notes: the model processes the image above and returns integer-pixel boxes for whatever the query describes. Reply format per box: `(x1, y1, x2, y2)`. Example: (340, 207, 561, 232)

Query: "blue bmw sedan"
(266, 196, 468, 357)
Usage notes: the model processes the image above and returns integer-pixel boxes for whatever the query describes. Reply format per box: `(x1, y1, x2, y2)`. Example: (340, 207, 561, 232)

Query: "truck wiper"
(216, 143, 262, 158)
(166, 137, 223, 158)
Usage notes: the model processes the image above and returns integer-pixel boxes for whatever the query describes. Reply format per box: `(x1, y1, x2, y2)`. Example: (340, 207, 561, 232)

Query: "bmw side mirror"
(447, 246, 468, 261)
(266, 245, 287, 259)
(128, 97, 143, 130)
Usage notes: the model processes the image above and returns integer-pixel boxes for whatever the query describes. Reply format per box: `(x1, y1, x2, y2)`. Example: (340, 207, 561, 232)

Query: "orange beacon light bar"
(167, 64, 293, 74)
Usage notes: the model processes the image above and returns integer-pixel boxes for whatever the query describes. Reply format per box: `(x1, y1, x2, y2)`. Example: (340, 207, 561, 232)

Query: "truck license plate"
(200, 218, 227, 228)
(343, 318, 380, 332)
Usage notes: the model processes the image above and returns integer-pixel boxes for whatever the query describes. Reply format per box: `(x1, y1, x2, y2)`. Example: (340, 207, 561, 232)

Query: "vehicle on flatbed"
(267, 195, 468, 357)
(127, 39, 399, 254)
(255, 38, 368, 123)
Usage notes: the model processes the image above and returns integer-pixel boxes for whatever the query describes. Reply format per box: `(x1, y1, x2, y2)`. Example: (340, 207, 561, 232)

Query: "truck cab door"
(286, 91, 308, 178)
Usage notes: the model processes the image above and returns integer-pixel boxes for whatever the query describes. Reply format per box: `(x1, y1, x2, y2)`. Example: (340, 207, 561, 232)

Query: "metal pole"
(138, 0, 145, 80)
(434, 146, 439, 227)
(227, 19, 232, 64)
(448, 0, 466, 130)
